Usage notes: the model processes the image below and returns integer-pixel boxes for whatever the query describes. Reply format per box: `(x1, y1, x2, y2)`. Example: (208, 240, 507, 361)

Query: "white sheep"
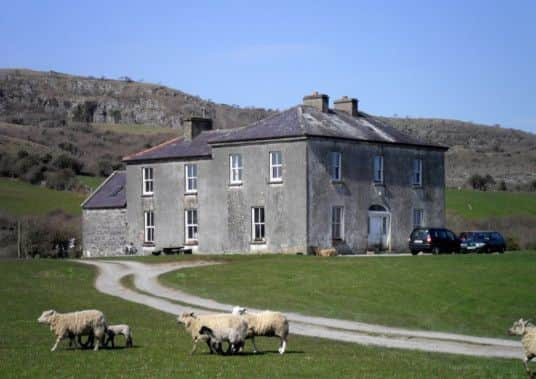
(508, 318, 536, 377)
(232, 306, 289, 354)
(37, 309, 107, 351)
(104, 324, 133, 348)
(177, 312, 248, 355)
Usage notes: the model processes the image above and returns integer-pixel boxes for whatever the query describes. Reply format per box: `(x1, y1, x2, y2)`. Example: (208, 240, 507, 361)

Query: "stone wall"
(82, 208, 128, 257)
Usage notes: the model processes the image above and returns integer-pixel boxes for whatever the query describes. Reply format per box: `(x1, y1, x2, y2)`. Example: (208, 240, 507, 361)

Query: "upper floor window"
(144, 211, 155, 244)
(230, 154, 243, 184)
(185, 209, 198, 243)
(252, 207, 265, 242)
(373, 155, 384, 184)
(330, 152, 342, 181)
(142, 167, 154, 195)
(413, 159, 422, 186)
(185, 164, 197, 194)
(269, 151, 283, 182)
(332, 206, 344, 240)
(413, 208, 424, 228)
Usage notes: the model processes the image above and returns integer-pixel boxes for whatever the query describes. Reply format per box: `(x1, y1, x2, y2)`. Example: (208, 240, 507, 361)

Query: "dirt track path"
(78, 259, 522, 359)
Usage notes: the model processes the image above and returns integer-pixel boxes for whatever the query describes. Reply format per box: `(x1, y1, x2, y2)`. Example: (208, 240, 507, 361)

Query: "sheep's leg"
(278, 338, 287, 354)
(250, 336, 259, 353)
(191, 339, 198, 355)
(51, 335, 63, 352)
(93, 328, 104, 351)
(524, 355, 535, 377)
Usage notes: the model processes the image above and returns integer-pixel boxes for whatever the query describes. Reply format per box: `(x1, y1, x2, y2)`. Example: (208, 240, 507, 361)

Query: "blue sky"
(2, 0, 535, 132)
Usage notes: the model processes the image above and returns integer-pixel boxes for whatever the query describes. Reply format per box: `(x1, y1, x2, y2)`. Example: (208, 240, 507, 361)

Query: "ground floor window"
(413, 209, 424, 228)
(185, 209, 198, 242)
(144, 211, 155, 243)
(251, 207, 265, 241)
(332, 206, 344, 240)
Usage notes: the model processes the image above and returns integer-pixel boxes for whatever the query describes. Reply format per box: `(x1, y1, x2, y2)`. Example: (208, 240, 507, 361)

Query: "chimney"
(183, 117, 212, 141)
(303, 91, 329, 113)
(334, 96, 358, 117)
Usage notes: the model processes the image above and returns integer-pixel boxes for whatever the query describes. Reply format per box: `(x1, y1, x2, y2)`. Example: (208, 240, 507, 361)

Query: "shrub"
(21, 165, 45, 184)
(52, 153, 83, 174)
(97, 159, 113, 177)
(498, 181, 508, 191)
(45, 169, 77, 191)
(505, 237, 520, 251)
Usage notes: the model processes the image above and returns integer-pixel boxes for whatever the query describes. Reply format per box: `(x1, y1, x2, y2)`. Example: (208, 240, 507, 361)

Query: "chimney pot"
(334, 96, 358, 117)
(303, 92, 329, 113)
(183, 117, 212, 140)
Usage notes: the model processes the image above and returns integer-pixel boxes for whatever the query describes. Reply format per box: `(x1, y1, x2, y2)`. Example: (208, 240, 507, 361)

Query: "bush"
(21, 165, 45, 184)
(505, 237, 520, 251)
(45, 169, 77, 191)
(97, 159, 113, 177)
(52, 153, 83, 174)
(498, 181, 508, 191)
(467, 174, 495, 191)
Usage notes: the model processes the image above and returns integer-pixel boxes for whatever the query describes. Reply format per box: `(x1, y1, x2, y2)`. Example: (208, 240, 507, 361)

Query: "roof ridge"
(123, 136, 182, 161)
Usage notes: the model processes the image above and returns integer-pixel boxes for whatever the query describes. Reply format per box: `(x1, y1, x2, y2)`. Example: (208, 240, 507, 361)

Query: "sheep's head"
(177, 312, 196, 327)
(232, 306, 247, 315)
(37, 310, 56, 324)
(508, 319, 530, 336)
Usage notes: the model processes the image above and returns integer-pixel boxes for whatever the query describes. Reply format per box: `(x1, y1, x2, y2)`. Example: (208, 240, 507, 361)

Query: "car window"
(447, 231, 456, 240)
(412, 230, 428, 240)
(491, 232, 502, 241)
(438, 230, 447, 239)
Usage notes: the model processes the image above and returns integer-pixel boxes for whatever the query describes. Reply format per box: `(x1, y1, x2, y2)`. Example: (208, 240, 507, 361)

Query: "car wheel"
(432, 247, 440, 255)
(499, 247, 505, 254)
(411, 250, 419, 256)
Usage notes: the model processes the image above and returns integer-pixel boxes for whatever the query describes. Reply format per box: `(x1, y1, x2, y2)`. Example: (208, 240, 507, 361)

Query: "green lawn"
(0, 259, 522, 378)
(446, 188, 536, 219)
(160, 252, 536, 338)
(77, 175, 105, 191)
(0, 178, 85, 216)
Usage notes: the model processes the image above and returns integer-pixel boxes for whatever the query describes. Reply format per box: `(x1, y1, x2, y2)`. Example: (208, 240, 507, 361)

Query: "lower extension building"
(82, 93, 447, 256)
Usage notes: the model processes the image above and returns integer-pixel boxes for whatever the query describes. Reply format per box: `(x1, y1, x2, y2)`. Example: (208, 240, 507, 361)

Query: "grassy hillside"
(77, 175, 105, 191)
(446, 189, 536, 219)
(0, 259, 522, 378)
(0, 178, 85, 216)
(160, 252, 536, 339)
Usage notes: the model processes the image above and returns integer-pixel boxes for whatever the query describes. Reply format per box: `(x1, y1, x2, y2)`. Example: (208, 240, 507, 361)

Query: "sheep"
(177, 312, 247, 355)
(312, 246, 337, 257)
(232, 306, 289, 354)
(104, 324, 133, 348)
(508, 319, 536, 377)
(37, 309, 107, 352)
(198, 326, 224, 355)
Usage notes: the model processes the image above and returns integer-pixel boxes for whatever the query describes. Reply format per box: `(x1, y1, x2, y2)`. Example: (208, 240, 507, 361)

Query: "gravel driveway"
(78, 259, 522, 359)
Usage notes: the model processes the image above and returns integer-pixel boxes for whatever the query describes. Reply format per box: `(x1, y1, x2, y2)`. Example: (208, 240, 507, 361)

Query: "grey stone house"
(82, 93, 447, 256)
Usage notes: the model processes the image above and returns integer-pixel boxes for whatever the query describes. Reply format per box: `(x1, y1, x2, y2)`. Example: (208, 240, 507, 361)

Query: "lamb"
(198, 326, 224, 354)
(104, 324, 133, 348)
(177, 312, 247, 355)
(312, 247, 337, 257)
(508, 319, 536, 377)
(37, 309, 107, 351)
(232, 306, 289, 354)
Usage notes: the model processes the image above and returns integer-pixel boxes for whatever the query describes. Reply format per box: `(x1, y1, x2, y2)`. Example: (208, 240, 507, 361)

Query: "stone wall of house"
(82, 208, 128, 257)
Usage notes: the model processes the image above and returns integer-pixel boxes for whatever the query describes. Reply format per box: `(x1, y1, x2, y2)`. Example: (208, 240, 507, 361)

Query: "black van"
(409, 228, 460, 255)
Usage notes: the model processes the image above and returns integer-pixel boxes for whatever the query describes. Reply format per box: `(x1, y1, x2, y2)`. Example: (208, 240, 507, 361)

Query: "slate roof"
(123, 105, 446, 163)
(82, 171, 126, 210)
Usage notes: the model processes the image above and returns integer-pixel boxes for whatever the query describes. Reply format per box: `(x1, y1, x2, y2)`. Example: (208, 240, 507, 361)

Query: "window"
(185, 164, 197, 193)
(230, 154, 243, 184)
(144, 211, 155, 244)
(413, 159, 422, 186)
(185, 209, 198, 242)
(330, 152, 342, 181)
(142, 167, 154, 195)
(251, 207, 265, 241)
(269, 151, 283, 182)
(413, 209, 424, 228)
(332, 206, 344, 240)
(373, 155, 384, 183)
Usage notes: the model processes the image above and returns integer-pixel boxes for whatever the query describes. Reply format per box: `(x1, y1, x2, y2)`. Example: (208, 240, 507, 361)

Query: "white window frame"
(142, 167, 154, 196)
(185, 164, 198, 194)
(330, 152, 342, 181)
(229, 154, 243, 184)
(413, 159, 422, 186)
(332, 206, 344, 240)
(185, 209, 198, 243)
(144, 211, 155, 244)
(373, 155, 384, 184)
(413, 208, 424, 228)
(251, 207, 265, 242)
(269, 151, 283, 182)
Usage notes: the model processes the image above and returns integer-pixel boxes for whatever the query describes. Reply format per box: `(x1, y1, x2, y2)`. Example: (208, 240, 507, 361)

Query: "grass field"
(0, 178, 85, 216)
(0, 259, 522, 378)
(77, 175, 105, 191)
(160, 252, 536, 339)
(446, 188, 536, 219)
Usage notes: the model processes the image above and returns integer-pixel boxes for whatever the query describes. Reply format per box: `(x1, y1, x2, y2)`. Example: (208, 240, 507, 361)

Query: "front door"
(368, 212, 390, 251)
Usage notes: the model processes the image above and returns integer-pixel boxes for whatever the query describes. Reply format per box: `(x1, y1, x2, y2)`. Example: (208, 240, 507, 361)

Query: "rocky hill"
(0, 69, 272, 129)
(1, 68, 535, 188)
